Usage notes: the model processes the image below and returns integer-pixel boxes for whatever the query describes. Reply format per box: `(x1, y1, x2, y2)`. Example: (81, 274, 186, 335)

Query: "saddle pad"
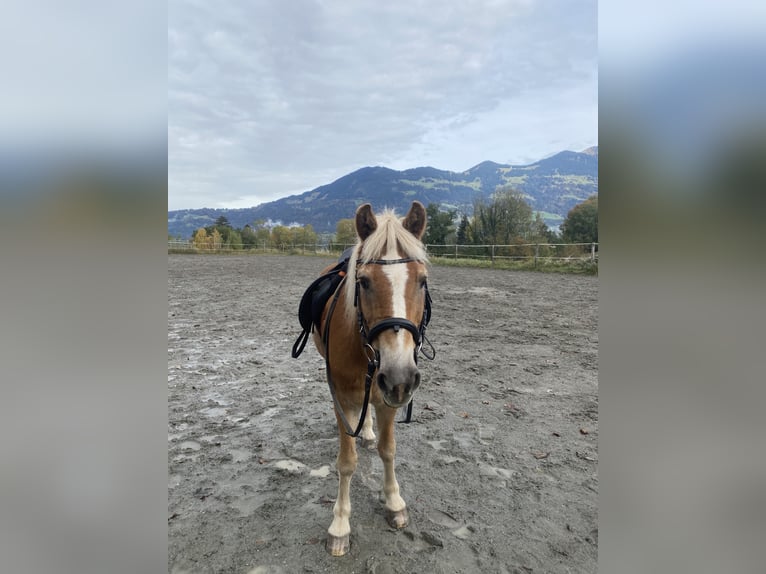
(292, 254, 350, 359)
(297, 265, 346, 333)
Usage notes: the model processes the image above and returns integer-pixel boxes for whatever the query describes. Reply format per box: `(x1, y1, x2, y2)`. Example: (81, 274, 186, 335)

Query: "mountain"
(168, 147, 598, 238)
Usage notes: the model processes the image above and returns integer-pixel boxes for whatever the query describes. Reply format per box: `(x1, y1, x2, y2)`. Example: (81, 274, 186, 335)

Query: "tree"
(456, 214, 470, 245)
(469, 187, 536, 260)
(241, 225, 258, 249)
(270, 225, 292, 249)
(192, 228, 209, 250)
(255, 227, 271, 247)
(471, 198, 498, 245)
(423, 203, 456, 246)
(492, 186, 534, 242)
(471, 188, 533, 244)
(531, 212, 558, 243)
(335, 218, 357, 247)
(206, 215, 241, 248)
(292, 224, 318, 249)
(561, 195, 598, 244)
(210, 228, 223, 250)
(226, 228, 242, 250)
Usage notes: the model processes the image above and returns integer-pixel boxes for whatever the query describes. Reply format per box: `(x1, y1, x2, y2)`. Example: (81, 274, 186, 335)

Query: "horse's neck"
(336, 284, 360, 338)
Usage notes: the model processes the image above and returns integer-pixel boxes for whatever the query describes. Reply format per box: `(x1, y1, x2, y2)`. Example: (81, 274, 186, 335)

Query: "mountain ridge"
(169, 147, 598, 238)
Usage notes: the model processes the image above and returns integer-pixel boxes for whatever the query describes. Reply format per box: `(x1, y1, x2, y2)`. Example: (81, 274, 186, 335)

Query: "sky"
(168, 0, 598, 211)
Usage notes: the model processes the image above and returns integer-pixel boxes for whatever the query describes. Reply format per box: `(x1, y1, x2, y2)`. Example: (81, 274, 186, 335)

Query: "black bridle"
(354, 257, 433, 362)
(323, 256, 434, 437)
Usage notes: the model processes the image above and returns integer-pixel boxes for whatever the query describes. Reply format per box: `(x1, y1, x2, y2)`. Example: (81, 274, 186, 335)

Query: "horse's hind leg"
(374, 405, 409, 529)
(326, 409, 358, 556)
(360, 408, 376, 449)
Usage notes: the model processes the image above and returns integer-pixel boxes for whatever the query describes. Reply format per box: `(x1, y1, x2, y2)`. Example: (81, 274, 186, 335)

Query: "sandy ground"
(168, 254, 598, 574)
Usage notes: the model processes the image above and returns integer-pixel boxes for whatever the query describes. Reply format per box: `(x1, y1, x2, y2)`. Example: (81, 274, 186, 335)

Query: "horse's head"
(347, 201, 429, 408)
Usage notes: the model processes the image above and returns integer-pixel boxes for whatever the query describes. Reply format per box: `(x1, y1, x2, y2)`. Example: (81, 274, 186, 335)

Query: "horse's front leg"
(374, 405, 409, 529)
(326, 408, 358, 556)
(360, 407, 376, 449)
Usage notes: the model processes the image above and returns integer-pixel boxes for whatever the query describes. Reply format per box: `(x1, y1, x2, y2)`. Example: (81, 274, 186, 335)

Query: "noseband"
(323, 256, 434, 437)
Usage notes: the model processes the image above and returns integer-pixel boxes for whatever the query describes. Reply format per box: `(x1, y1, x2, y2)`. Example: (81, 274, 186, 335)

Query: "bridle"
(323, 256, 434, 437)
(355, 257, 433, 365)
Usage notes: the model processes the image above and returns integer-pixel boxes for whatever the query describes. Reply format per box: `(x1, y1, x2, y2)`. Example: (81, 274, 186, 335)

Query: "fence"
(168, 240, 598, 268)
(424, 242, 597, 265)
(167, 241, 356, 255)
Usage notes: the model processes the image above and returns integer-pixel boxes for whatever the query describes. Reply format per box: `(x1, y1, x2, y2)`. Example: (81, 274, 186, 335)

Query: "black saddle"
(291, 249, 352, 358)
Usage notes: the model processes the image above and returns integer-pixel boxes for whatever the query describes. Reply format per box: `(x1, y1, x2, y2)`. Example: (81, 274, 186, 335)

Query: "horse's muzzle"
(377, 367, 421, 408)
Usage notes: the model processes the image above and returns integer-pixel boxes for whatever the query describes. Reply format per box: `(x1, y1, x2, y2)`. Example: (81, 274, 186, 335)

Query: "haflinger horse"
(310, 201, 431, 556)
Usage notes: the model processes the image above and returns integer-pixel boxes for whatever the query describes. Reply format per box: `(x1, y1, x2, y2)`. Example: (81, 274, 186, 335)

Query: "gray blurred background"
(1, 1, 764, 573)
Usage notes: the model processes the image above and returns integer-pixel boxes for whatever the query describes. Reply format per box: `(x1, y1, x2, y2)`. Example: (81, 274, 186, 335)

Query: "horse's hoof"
(360, 437, 376, 450)
(386, 507, 409, 529)
(326, 534, 350, 556)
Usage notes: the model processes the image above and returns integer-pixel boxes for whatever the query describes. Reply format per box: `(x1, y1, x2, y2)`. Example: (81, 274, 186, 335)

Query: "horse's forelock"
(359, 211, 428, 263)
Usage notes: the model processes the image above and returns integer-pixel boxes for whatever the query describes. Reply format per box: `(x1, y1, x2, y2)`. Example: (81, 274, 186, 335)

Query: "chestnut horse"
(308, 202, 431, 556)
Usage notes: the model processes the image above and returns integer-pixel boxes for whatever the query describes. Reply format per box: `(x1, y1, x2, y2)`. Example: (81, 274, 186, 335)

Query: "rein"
(322, 256, 434, 437)
(322, 275, 376, 438)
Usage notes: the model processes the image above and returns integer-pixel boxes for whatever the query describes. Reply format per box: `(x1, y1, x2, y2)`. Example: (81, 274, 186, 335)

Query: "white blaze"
(382, 251, 411, 363)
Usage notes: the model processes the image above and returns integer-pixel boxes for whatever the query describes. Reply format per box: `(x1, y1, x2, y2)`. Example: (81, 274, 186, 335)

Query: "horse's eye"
(359, 277, 370, 290)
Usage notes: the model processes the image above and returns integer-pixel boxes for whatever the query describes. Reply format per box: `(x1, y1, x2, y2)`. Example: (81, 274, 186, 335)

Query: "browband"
(358, 257, 418, 266)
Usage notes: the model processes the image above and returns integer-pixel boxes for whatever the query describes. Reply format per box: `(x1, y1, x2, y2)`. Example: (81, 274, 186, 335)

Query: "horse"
(300, 201, 432, 556)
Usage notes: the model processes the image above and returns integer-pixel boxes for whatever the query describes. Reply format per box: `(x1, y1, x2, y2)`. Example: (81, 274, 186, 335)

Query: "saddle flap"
(297, 255, 350, 333)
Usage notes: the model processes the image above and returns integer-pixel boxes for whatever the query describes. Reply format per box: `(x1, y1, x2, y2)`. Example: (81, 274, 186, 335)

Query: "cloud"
(169, 0, 597, 209)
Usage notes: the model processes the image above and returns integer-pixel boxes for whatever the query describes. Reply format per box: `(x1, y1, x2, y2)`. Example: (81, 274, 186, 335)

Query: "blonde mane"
(343, 209, 428, 320)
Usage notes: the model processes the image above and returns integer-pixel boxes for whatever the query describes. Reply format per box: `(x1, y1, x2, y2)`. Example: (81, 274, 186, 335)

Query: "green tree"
(334, 218, 357, 247)
(292, 224, 318, 250)
(241, 225, 258, 249)
(200, 215, 237, 248)
(472, 187, 535, 244)
(270, 225, 292, 249)
(456, 214, 470, 245)
(494, 187, 534, 242)
(561, 195, 598, 244)
(227, 228, 242, 250)
(255, 227, 271, 248)
(423, 203, 456, 246)
(471, 198, 495, 245)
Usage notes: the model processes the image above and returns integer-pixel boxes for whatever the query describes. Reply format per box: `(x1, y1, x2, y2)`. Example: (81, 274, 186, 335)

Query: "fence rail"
(169, 241, 598, 267)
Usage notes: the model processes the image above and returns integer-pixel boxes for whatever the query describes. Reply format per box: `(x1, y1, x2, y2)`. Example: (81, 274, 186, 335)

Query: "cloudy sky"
(169, 0, 597, 211)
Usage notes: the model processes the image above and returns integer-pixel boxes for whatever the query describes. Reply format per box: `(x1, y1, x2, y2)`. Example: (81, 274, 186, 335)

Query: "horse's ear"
(355, 203, 377, 240)
(402, 201, 427, 239)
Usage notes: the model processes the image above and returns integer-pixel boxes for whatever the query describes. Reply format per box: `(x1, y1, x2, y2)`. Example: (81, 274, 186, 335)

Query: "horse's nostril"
(377, 372, 386, 390)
